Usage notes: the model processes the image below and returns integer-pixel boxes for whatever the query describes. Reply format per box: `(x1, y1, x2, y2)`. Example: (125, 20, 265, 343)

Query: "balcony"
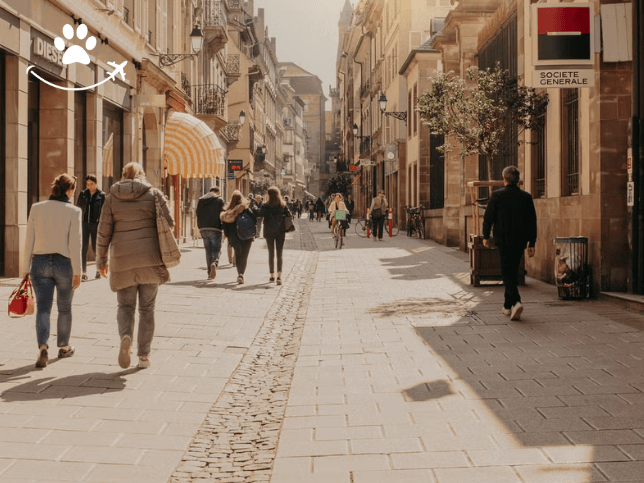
(181, 72, 191, 98)
(360, 137, 371, 155)
(193, 84, 228, 130)
(224, 54, 241, 85)
(360, 80, 371, 99)
(204, 0, 228, 54)
(227, 0, 242, 10)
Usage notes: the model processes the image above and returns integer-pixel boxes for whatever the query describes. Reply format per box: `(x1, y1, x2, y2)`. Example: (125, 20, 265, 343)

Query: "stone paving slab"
(0, 226, 305, 482)
(272, 220, 644, 483)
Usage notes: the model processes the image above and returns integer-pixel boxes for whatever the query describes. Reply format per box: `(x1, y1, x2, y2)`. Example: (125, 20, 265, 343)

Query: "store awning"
(164, 111, 225, 178)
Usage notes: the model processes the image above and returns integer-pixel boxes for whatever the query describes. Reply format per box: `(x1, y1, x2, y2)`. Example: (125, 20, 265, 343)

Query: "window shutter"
(116, 0, 124, 17)
(135, 0, 142, 32)
(143, 0, 149, 42)
(106, 0, 116, 9)
(156, 0, 161, 50)
(162, 0, 168, 53)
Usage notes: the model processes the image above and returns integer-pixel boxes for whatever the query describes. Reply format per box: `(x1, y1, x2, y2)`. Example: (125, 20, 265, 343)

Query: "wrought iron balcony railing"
(226, 54, 240, 76)
(205, 0, 227, 28)
(193, 84, 227, 117)
(360, 137, 371, 155)
(360, 80, 371, 99)
(181, 72, 191, 98)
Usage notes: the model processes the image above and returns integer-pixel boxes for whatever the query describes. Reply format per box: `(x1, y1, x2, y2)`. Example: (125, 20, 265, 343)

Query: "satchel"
(155, 193, 181, 268)
(284, 214, 296, 233)
(8, 275, 35, 318)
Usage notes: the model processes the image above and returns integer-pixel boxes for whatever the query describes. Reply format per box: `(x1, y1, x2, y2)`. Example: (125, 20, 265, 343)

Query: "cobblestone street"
(2, 218, 644, 482)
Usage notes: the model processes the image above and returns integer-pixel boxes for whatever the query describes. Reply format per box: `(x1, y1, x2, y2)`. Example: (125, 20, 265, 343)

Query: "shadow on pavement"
(0, 367, 141, 401)
(403, 380, 455, 401)
(367, 297, 472, 318)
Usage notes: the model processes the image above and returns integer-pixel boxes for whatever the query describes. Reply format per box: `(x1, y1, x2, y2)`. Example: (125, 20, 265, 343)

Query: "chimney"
(256, 8, 265, 41)
(271, 36, 276, 53)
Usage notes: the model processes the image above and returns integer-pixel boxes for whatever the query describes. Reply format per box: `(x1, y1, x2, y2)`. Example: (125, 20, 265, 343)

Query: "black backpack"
(236, 211, 256, 240)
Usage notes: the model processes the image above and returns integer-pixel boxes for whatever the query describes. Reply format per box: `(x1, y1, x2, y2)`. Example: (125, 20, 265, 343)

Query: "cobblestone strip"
(170, 221, 318, 483)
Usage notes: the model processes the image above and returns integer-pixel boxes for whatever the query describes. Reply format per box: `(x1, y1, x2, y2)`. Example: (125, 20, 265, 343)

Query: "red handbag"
(8, 275, 35, 318)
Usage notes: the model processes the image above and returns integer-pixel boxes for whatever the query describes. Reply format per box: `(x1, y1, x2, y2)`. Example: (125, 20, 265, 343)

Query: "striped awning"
(164, 111, 225, 178)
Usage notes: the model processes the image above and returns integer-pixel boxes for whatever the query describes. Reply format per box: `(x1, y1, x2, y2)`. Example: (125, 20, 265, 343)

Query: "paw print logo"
(54, 24, 97, 66)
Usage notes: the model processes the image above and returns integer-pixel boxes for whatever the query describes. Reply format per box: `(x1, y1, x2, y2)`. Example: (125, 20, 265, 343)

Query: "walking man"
(483, 166, 537, 321)
(196, 186, 225, 280)
(76, 174, 105, 281)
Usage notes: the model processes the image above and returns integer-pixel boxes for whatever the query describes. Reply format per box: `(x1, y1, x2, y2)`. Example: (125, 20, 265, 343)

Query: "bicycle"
(333, 210, 346, 249)
(355, 218, 399, 238)
(405, 205, 425, 239)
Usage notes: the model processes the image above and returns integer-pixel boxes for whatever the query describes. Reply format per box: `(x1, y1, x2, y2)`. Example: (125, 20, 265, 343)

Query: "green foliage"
(249, 179, 271, 195)
(325, 173, 352, 198)
(417, 64, 549, 164)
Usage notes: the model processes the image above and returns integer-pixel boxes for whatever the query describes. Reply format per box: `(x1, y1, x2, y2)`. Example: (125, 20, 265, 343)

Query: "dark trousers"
(81, 222, 99, 272)
(372, 216, 385, 239)
(498, 244, 525, 309)
(233, 239, 253, 276)
(265, 233, 285, 273)
(201, 230, 222, 268)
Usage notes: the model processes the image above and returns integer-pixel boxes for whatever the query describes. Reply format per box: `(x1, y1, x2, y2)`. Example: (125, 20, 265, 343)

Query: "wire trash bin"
(554, 237, 591, 299)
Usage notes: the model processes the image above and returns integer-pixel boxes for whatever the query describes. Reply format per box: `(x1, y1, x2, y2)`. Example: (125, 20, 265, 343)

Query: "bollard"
(366, 208, 371, 238)
(388, 209, 393, 237)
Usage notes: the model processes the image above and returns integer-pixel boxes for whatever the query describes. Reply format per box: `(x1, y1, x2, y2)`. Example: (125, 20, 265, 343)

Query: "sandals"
(58, 346, 75, 358)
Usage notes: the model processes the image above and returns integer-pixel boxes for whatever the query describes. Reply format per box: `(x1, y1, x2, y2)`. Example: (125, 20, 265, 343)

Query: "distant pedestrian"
(295, 199, 303, 218)
(307, 199, 315, 221)
(97, 162, 174, 369)
(76, 174, 105, 282)
(345, 194, 355, 223)
(369, 190, 389, 241)
(260, 187, 291, 285)
(196, 186, 225, 280)
(483, 166, 537, 321)
(221, 190, 258, 284)
(315, 197, 325, 222)
(255, 195, 264, 238)
(23, 173, 82, 368)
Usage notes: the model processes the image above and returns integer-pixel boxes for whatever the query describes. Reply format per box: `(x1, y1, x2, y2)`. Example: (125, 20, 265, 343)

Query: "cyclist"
(328, 193, 348, 237)
(369, 189, 389, 241)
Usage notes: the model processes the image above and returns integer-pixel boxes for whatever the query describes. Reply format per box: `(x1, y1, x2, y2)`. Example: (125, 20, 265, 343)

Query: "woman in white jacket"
(23, 174, 82, 368)
(328, 193, 348, 237)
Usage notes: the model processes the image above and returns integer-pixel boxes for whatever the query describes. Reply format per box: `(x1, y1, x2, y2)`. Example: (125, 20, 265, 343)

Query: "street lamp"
(156, 25, 204, 67)
(239, 110, 246, 126)
(379, 93, 408, 122)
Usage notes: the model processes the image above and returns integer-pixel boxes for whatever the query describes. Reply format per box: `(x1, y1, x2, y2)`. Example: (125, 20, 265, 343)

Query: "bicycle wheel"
(339, 228, 344, 249)
(355, 219, 368, 238)
(417, 220, 425, 239)
(390, 220, 400, 236)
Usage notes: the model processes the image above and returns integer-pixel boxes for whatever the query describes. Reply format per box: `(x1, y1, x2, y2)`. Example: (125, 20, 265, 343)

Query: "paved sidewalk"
(272, 221, 644, 483)
(0, 228, 303, 483)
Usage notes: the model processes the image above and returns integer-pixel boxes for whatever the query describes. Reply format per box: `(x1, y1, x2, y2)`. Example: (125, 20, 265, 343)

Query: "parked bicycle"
(355, 218, 399, 238)
(405, 205, 425, 239)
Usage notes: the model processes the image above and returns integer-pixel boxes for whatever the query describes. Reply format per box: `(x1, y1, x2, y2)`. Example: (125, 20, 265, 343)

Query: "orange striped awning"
(164, 111, 225, 178)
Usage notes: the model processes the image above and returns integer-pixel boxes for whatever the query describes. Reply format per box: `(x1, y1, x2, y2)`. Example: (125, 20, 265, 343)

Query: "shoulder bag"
(8, 275, 35, 318)
(284, 208, 296, 233)
(154, 193, 181, 268)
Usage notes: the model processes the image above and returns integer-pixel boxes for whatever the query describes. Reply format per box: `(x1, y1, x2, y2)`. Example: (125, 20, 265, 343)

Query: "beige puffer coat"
(96, 178, 173, 292)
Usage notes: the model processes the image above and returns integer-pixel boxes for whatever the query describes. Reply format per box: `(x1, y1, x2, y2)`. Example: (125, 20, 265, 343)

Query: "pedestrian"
(196, 186, 225, 280)
(76, 174, 105, 282)
(315, 197, 325, 222)
(307, 198, 315, 221)
(369, 189, 389, 241)
(96, 162, 174, 369)
(255, 194, 264, 238)
(260, 186, 291, 285)
(345, 194, 355, 223)
(23, 173, 82, 368)
(483, 165, 537, 321)
(221, 190, 258, 284)
(295, 199, 303, 218)
(328, 193, 348, 239)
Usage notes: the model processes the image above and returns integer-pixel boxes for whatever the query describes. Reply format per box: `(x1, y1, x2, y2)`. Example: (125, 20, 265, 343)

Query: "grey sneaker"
(237, 275, 244, 284)
(118, 336, 132, 368)
(138, 356, 150, 369)
(510, 302, 523, 321)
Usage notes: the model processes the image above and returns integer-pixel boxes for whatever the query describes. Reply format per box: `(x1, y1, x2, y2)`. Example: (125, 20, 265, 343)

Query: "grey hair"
(502, 166, 520, 185)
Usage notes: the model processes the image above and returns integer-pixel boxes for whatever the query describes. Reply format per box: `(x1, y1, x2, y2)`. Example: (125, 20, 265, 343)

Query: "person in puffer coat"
(221, 190, 257, 285)
(96, 162, 174, 370)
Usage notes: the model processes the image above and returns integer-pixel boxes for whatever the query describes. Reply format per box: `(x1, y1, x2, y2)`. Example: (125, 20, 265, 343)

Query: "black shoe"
(269, 276, 275, 282)
(35, 345, 48, 368)
(95, 271, 101, 279)
(81, 274, 89, 282)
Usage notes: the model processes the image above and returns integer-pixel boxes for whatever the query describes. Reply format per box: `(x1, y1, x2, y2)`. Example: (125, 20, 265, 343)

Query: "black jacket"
(76, 189, 105, 224)
(315, 198, 325, 212)
(260, 204, 291, 239)
(483, 184, 537, 248)
(196, 193, 224, 231)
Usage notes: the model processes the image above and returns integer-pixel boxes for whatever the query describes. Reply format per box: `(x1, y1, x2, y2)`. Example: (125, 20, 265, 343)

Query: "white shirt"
(23, 200, 82, 276)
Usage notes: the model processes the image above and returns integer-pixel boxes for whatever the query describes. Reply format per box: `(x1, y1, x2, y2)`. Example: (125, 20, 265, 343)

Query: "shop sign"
(533, 69, 594, 87)
(348, 165, 358, 172)
(627, 182, 635, 207)
(33, 36, 65, 67)
(134, 95, 166, 108)
(228, 160, 243, 172)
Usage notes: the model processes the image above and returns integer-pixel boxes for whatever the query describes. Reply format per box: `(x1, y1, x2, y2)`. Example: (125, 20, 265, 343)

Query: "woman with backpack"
(259, 187, 291, 286)
(221, 190, 257, 284)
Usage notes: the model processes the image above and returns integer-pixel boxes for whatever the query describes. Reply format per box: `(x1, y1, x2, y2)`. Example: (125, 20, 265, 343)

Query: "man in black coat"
(76, 174, 105, 281)
(196, 186, 225, 280)
(483, 166, 537, 321)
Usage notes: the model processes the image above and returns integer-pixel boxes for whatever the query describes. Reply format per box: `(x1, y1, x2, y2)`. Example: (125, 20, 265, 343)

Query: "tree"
(325, 173, 352, 198)
(417, 64, 548, 180)
(249, 179, 271, 196)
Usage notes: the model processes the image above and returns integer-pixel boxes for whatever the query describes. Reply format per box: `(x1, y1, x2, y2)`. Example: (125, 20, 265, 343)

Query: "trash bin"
(554, 237, 590, 299)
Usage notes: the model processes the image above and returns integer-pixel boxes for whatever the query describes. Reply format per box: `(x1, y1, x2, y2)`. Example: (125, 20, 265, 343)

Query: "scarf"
(49, 194, 70, 203)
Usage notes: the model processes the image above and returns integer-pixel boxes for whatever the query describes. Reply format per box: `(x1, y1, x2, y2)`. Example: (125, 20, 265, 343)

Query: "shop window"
(531, 111, 547, 198)
(561, 88, 579, 196)
(0, 54, 4, 276)
(413, 83, 418, 136)
(430, 134, 445, 209)
(408, 90, 412, 138)
(28, 79, 40, 213)
(102, 102, 124, 190)
(74, 92, 87, 202)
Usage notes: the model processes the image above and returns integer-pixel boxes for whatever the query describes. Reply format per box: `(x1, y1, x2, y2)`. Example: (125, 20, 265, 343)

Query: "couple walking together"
(197, 187, 292, 285)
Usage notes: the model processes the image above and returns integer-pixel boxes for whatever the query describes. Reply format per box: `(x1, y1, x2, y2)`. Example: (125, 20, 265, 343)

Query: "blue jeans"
(29, 254, 75, 347)
(201, 230, 222, 268)
(117, 284, 158, 357)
